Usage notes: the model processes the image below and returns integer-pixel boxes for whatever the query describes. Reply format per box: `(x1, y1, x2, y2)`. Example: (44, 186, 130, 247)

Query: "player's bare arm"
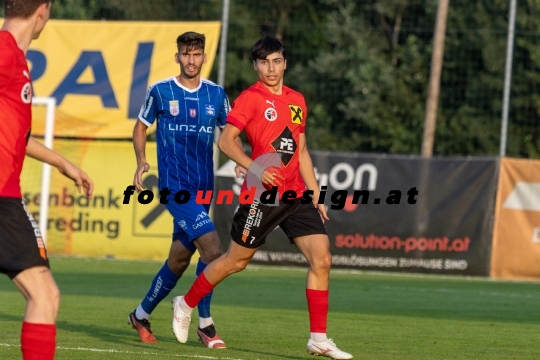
(233, 137, 248, 177)
(215, 125, 246, 177)
(219, 124, 280, 186)
(133, 120, 150, 192)
(26, 136, 93, 199)
(298, 133, 329, 221)
(218, 124, 253, 171)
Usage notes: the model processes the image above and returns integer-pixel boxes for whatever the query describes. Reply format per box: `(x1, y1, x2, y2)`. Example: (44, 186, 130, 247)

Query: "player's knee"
(313, 253, 332, 273)
(31, 286, 60, 317)
(50, 286, 60, 316)
(233, 258, 250, 272)
(169, 258, 190, 274)
(200, 249, 221, 264)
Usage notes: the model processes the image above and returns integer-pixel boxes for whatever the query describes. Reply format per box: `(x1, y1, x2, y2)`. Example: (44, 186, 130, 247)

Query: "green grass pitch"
(0, 256, 539, 359)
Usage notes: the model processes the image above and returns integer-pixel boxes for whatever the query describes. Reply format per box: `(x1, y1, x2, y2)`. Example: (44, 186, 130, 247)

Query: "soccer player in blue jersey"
(128, 31, 232, 348)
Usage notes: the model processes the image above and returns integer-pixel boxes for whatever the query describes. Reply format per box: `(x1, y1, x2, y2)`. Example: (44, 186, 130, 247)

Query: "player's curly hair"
(176, 32, 205, 52)
(250, 32, 286, 61)
(3, 0, 52, 19)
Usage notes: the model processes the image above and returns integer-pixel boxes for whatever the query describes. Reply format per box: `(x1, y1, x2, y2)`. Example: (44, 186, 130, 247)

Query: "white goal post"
(32, 96, 56, 245)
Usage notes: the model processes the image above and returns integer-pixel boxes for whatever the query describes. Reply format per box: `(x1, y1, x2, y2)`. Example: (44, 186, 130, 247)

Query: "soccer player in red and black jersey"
(171, 33, 353, 359)
(1, 1, 93, 359)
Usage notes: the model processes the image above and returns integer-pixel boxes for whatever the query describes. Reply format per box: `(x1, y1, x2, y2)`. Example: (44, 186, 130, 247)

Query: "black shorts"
(231, 198, 327, 248)
(0, 198, 50, 279)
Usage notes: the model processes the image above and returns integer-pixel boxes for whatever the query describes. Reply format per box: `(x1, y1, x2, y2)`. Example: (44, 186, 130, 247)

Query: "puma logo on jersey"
(266, 100, 275, 108)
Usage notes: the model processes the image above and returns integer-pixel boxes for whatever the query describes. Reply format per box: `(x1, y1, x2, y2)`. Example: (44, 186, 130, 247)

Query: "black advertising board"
(213, 153, 498, 276)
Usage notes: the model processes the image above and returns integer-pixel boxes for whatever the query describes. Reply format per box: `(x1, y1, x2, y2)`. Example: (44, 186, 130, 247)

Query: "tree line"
(4, 0, 538, 158)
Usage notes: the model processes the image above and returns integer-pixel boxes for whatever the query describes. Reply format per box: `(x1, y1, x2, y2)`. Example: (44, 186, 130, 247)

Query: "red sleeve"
(300, 96, 307, 133)
(226, 90, 255, 131)
(0, 37, 16, 91)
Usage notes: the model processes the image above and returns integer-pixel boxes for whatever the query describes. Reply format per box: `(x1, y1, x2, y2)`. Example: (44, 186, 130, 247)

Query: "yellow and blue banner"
(28, 20, 221, 138)
(21, 140, 174, 260)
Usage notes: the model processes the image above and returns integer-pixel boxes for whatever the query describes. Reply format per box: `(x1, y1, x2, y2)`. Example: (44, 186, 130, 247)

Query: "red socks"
(21, 322, 56, 360)
(306, 289, 328, 333)
(184, 272, 215, 308)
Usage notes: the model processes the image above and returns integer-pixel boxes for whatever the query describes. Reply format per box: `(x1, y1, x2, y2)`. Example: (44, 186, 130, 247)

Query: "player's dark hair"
(250, 33, 286, 61)
(176, 32, 205, 52)
(4, 0, 52, 19)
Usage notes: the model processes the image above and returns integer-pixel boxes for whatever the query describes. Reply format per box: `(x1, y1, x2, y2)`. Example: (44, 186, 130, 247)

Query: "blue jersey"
(138, 77, 229, 193)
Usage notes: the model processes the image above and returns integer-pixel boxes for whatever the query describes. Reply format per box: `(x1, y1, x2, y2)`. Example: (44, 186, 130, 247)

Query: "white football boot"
(171, 296, 191, 343)
(307, 338, 353, 359)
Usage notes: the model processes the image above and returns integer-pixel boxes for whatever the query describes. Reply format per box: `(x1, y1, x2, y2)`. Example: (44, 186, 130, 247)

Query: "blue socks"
(139, 258, 214, 322)
(140, 260, 180, 315)
(196, 258, 213, 319)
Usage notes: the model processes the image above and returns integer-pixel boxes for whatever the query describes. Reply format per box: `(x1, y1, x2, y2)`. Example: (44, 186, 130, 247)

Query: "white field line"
(0, 344, 251, 360)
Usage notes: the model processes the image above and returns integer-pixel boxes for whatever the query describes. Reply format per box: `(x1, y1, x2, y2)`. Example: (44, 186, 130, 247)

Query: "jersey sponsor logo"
(190, 108, 197, 118)
(264, 107, 278, 122)
(185, 97, 199, 101)
(205, 104, 215, 115)
(266, 99, 275, 108)
(270, 126, 297, 166)
(281, 138, 294, 151)
(169, 100, 179, 116)
(168, 124, 214, 133)
(21, 83, 32, 104)
(289, 105, 303, 124)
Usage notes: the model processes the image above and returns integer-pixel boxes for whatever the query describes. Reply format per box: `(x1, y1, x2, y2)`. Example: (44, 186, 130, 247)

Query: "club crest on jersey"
(169, 100, 179, 116)
(264, 107, 278, 122)
(21, 83, 32, 104)
(289, 105, 303, 124)
(205, 104, 215, 116)
(190, 108, 197, 118)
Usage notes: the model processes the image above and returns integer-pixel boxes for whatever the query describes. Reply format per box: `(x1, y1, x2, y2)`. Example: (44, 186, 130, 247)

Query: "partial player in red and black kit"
(1, 1, 93, 359)
(170, 33, 353, 359)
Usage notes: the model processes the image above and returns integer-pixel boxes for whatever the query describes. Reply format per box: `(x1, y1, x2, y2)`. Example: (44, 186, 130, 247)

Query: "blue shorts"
(167, 199, 216, 253)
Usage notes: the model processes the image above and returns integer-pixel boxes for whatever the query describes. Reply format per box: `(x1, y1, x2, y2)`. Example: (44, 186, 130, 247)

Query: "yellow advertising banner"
(490, 157, 540, 280)
(26, 20, 221, 138)
(21, 140, 178, 260)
